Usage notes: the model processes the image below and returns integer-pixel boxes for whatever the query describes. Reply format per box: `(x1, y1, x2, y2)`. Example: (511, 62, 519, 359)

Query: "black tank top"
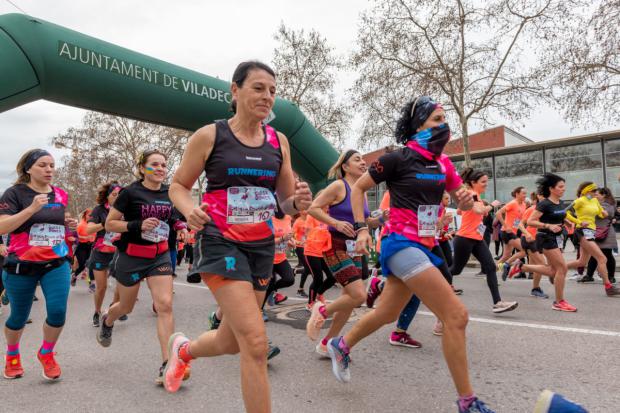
(201, 120, 283, 244)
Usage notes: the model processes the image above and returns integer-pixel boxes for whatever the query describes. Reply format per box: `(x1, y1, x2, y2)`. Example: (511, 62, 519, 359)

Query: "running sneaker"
(267, 344, 280, 361)
(501, 262, 511, 282)
(432, 320, 444, 336)
(37, 351, 61, 380)
(577, 275, 594, 283)
(492, 301, 518, 313)
(534, 389, 587, 413)
(315, 342, 329, 358)
(0, 291, 8, 306)
(452, 286, 464, 296)
(458, 398, 496, 413)
(389, 331, 422, 348)
(262, 310, 269, 322)
(163, 332, 190, 393)
(4, 354, 23, 379)
(496, 261, 504, 273)
(96, 313, 113, 347)
(306, 303, 326, 341)
(296, 289, 309, 298)
(92, 312, 100, 327)
(119, 314, 128, 321)
(208, 311, 221, 330)
(366, 276, 382, 308)
(552, 300, 577, 312)
(605, 285, 620, 297)
(326, 337, 350, 383)
(88, 283, 96, 293)
(508, 260, 523, 279)
(274, 293, 288, 304)
(267, 292, 275, 306)
(530, 288, 549, 299)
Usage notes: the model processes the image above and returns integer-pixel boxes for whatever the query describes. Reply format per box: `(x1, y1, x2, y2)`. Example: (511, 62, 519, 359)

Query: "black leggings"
(438, 240, 453, 269)
(73, 242, 92, 277)
(183, 244, 194, 264)
(176, 247, 185, 265)
(262, 260, 295, 309)
(295, 247, 311, 289)
(586, 248, 615, 279)
(494, 240, 502, 257)
(306, 255, 336, 304)
(450, 235, 501, 304)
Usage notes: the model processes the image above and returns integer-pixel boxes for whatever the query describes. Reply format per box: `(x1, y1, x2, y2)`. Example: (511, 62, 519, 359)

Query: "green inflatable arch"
(0, 13, 338, 191)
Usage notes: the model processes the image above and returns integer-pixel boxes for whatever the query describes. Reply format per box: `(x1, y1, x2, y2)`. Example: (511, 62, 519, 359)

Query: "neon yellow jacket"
(566, 196, 604, 230)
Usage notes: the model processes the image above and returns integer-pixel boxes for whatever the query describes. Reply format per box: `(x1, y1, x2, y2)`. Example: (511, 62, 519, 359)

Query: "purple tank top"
(329, 179, 370, 238)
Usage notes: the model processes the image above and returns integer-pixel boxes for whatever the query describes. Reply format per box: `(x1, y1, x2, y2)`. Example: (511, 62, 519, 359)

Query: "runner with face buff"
(96, 149, 190, 384)
(0, 149, 77, 380)
(330, 97, 496, 413)
(165, 61, 312, 412)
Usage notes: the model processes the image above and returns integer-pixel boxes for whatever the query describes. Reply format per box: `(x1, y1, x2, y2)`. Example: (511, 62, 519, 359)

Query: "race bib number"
(582, 228, 595, 240)
(29, 224, 65, 247)
(103, 232, 120, 247)
(345, 239, 361, 257)
(226, 187, 276, 224)
(141, 221, 170, 243)
(556, 235, 563, 248)
(477, 223, 487, 236)
(417, 205, 440, 237)
(513, 219, 520, 229)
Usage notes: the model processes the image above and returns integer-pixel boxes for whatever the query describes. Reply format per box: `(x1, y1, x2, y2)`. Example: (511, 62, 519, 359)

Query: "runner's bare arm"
(170, 125, 216, 229)
(275, 132, 312, 215)
(352, 173, 376, 254)
(105, 207, 129, 233)
(308, 180, 344, 227)
(449, 185, 474, 212)
(86, 222, 104, 234)
(0, 194, 48, 234)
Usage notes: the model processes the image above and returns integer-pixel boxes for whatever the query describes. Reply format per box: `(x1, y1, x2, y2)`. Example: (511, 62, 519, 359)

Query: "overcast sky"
(0, 0, 616, 191)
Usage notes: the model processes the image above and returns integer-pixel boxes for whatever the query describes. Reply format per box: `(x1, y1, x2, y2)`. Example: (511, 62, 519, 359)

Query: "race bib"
(29, 224, 65, 247)
(103, 232, 120, 247)
(275, 241, 287, 254)
(226, 187, 276, 224)
(417, 205, 440, 237)
(582, 228, 595, 240)
(141, 221, 170, 243)
(477, 223, 487, 236)
(345, 239, 361, 257)
(513, 219, 520, 229)
(556, 235, 563, 248)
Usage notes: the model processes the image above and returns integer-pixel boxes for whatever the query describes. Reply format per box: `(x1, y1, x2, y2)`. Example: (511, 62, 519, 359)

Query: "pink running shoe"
(389, 331, 422, 348)
(552, 300, 577, 312)
(306, 303, 326, 341)
(366, 277, 382, 308)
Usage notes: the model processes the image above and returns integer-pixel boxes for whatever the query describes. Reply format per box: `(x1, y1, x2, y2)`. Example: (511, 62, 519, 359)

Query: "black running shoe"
(92, 312, 100, 327)
(208, 312, 221, 330)
(119, 314, 128, 321)
(577, 275, 594, 283)
(96, 314, 113, 347)
(267, 344, 281, 361)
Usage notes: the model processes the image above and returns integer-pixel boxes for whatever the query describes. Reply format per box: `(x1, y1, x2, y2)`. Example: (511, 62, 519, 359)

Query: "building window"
(494, 150, 543, 202)
(605, 139, 620, 198)
(545, 142, 603, 200)
(453, 157, 495, 201)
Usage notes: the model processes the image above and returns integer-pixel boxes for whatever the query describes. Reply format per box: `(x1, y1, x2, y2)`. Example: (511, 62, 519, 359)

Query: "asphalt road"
(1, 263, 619, 413)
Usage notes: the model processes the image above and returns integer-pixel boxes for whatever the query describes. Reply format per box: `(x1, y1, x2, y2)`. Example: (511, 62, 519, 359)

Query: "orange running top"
(273, 215, 292, 264)
(502, 199, 526, 232)
(522, 205, 537, 238)
(303, 215, 331, 258)
(456, 190, 484, 241)
(292, 215, 306, 247)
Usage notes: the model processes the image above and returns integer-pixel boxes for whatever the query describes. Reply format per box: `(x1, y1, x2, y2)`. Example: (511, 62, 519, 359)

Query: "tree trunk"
(460, 116, 471, 166)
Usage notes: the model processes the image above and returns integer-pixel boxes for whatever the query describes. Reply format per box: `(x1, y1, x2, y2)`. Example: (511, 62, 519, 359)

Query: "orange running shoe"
(164, 332, 190, 393)
(37, 352, 61, 380)
(4, 354, 24, 379)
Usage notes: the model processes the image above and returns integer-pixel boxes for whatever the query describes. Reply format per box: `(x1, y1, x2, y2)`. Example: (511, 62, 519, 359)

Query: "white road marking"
(172, 282, 620, 337)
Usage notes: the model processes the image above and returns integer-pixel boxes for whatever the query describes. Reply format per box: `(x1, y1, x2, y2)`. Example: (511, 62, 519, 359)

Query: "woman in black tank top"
(166, 61, 312, 409)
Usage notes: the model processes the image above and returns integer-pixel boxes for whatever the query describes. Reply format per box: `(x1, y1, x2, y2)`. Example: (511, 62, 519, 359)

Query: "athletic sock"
(179, 342, 195, 363)
(7, 343, 19, 356)
(458, 394, 477, 411)
(337, 337, 350, 355)
(39, 340, 56, 355)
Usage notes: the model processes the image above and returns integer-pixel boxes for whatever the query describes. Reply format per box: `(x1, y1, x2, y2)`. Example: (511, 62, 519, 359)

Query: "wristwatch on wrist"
(353, 222, 368, 232)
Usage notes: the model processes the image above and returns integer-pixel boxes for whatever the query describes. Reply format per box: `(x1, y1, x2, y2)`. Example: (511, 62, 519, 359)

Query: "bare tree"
(548, 0, 619, 126)
(272, 22, 351, 150)
(350, 0, 580, 162)
(52, 112, 190, 215)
